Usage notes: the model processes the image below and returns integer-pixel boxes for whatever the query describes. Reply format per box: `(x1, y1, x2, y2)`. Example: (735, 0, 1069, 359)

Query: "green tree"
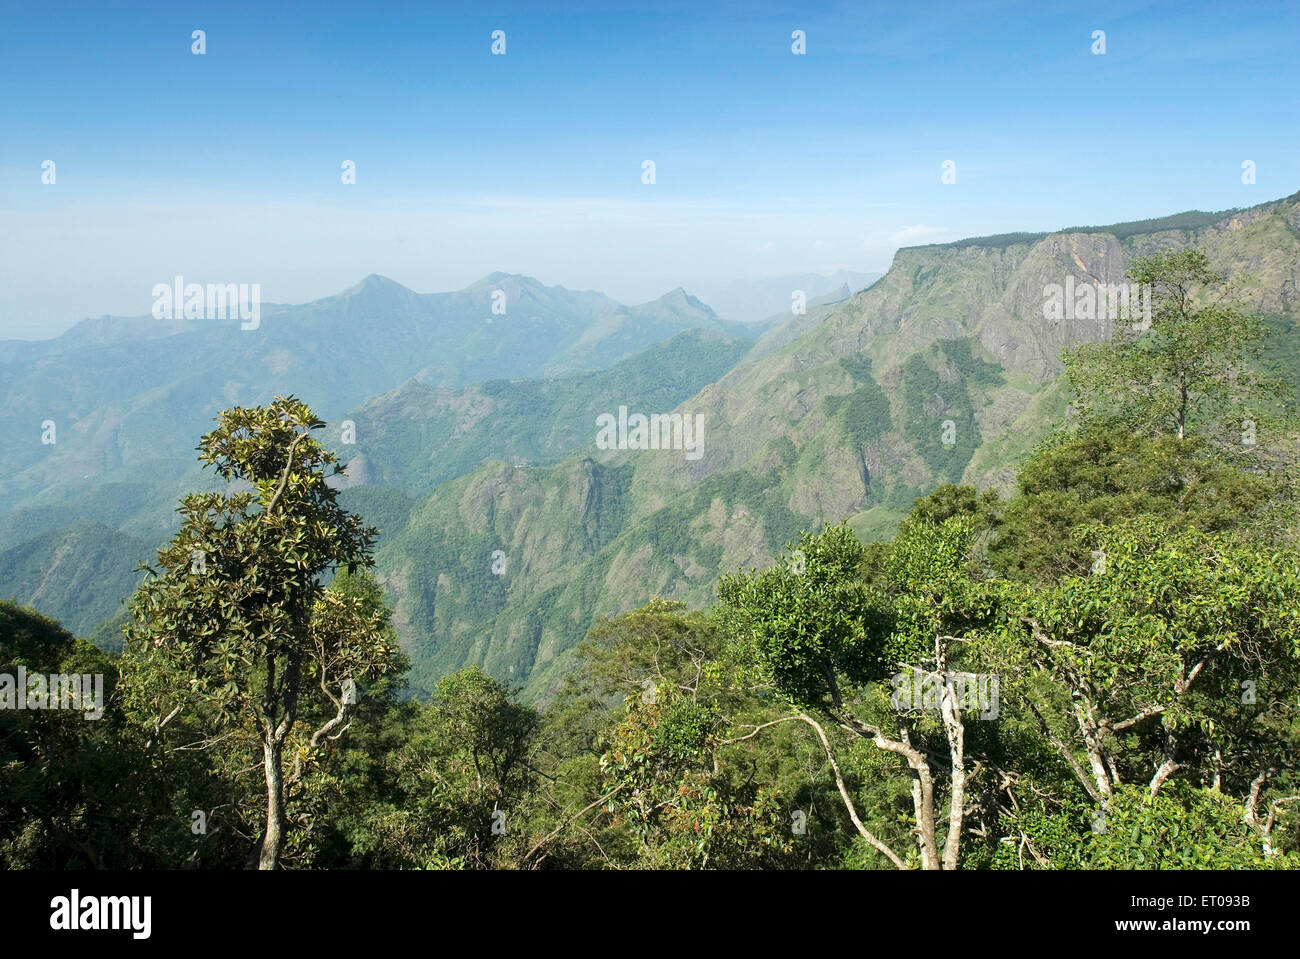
(994, 520, 1300, 856)
(1062, 248, 1271, 441)
(718, 521, 1003, 869)
(597, 687, 793, 869)
(342, 667, 538, 869)
(525, 600, 818, 869)
(120, 397, 404, 869)
(997, 784, 1298, 870)
(900, 483, 1001, 534)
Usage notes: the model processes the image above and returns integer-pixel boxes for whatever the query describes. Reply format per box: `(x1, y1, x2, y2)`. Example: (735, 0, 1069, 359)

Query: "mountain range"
(3, 192, 1299, 697)
(0, 273, 763, 523)
(359, 191, 1300, 698)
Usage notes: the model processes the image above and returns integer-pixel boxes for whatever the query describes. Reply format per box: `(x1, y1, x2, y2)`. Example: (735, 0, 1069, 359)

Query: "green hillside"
(0, 521, 148, 642)
(337, 328, 753, 496)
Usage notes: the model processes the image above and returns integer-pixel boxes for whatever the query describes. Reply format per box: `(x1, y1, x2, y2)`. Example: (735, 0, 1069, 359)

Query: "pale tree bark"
(894, 720, 939, 869)
(723, 636, 988, 870)
(259, 738, 285, 870)
(1148, 727, 1180, 798)
(832, 690, 942, 868)
(253, 438, 309, 871)
(1242, 772, 1300, 856)
(936, 638, 967, 871)
(835, 637, 981, 870)
(800, 713, 910, 869)
(1027, 701, 1102, 803)
(255, 647, 301, 870)
(1024, 615, 1215, 808)
(1073, 700, 1115, 799)
(1022, 618, 1116, 799)
(255, 647, 358, 870)
(1177, 369, 1188, 439)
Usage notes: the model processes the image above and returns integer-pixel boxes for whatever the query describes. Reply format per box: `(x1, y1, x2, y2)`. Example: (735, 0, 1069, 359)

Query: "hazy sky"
(2, 0, 1298, 338)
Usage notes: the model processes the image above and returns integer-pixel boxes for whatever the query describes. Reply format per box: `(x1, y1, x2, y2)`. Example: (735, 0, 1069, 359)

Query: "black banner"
(2, 869, 1288, 945)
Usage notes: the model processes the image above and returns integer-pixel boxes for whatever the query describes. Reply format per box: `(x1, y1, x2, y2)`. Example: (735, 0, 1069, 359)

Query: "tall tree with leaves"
(121, 396, 403, 869)
(718, 521, 1001, 869)
(1063, 248, 1273, 442)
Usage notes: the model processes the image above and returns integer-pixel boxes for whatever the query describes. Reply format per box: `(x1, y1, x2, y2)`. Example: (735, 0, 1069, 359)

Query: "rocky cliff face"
(627, 193, 1300, 504)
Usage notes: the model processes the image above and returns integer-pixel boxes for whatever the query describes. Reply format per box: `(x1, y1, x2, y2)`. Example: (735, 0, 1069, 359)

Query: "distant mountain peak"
(342, 274, 415, 297)
(649, 287, 716, 316)
(467, 272, 547, 292)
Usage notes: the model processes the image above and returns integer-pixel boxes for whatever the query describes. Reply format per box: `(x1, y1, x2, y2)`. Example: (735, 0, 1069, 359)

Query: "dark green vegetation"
(900, 339, 1004, 483)
(4, 244, 1299, 870)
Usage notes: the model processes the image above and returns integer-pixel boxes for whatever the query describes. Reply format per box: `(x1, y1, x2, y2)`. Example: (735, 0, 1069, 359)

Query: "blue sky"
(2, 0, 1298, 337)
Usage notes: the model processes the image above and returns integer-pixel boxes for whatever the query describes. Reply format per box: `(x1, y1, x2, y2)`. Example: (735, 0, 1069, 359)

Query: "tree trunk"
(1073, 701, 1114, 798)
(940, 672, 967, 870)
(259, 737, 284, 870)
(915, 765, 940, 869)
(899, 719, 940, 869)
